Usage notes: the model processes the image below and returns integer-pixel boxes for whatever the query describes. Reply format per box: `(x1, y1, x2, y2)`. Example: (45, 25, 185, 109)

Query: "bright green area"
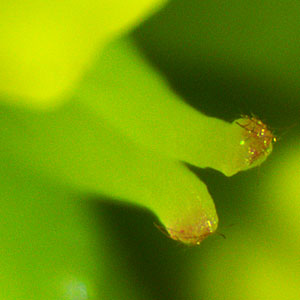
(0, 0, 166, 105)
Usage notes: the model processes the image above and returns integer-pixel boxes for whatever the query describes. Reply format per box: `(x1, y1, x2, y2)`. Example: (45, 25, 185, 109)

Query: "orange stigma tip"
(155, 218, 217, 246)
(236, 115, 276, 165)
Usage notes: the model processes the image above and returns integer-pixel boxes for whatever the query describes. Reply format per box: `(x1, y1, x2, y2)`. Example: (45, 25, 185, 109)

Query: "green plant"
(1, 1, 298, 299)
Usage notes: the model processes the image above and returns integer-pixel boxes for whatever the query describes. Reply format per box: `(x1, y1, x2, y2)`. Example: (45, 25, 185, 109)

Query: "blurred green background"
(0, 0, 299, 299)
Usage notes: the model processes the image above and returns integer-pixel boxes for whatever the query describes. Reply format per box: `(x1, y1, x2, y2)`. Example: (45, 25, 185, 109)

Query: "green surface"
(0, 0, 299, 299)
(0, 0, 166, 105)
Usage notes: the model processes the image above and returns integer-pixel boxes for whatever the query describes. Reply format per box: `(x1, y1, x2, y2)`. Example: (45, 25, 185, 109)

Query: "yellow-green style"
(79, 38, 272, 176)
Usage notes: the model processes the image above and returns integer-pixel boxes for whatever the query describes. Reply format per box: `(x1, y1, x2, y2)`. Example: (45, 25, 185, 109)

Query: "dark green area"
(133, 0, 300, 128)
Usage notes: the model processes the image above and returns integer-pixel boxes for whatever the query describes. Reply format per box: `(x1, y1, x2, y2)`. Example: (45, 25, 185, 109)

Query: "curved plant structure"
(0, 1, 298, 299)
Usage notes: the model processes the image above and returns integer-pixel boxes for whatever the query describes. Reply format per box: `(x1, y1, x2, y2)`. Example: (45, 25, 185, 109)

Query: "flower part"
(236, 115, 276, 166)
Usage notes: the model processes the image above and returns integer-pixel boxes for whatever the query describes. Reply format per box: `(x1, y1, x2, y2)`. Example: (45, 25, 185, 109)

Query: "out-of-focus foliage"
(0, 161, 102, 300)
(1, 0, 299, 299)
(133, 0, 300, 123)
(0, 0, 166, 106)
